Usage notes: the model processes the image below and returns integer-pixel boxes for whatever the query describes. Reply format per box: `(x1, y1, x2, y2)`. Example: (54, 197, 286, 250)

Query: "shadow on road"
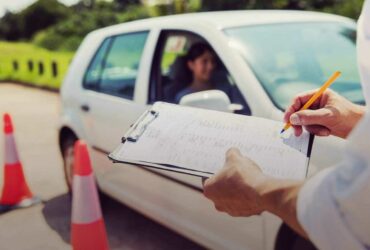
(41, 194, 71, 244)
(42, 193, 205, 250)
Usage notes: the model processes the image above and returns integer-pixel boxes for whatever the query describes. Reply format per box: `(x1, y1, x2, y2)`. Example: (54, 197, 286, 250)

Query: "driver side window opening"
(149, 30, 250, 115)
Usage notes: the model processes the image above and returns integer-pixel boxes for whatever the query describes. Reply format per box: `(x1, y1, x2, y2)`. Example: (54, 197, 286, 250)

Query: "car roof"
(90, 10, 355, 38)
(150, 10, 352, 27)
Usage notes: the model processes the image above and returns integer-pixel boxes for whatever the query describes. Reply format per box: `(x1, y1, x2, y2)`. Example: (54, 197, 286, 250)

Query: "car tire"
(61, 135, 108, 204)
(61, 135, 77, 193)
(275, 223, 317, 250)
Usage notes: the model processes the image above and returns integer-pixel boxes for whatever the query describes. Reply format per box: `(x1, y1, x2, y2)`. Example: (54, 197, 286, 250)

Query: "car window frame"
(83, 30, 150, 100)
(148, 29, 251, 115)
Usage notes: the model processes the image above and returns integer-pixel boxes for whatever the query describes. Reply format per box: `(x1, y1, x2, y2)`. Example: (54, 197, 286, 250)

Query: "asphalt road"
(0, 83, 204, 250)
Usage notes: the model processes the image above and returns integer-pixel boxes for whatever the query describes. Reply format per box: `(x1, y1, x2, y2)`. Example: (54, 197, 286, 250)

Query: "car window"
(151, 31, 250, 115)
(99, 32, 149, 100)
(161, 35, 187, 76)
(83, 38, 112, 89)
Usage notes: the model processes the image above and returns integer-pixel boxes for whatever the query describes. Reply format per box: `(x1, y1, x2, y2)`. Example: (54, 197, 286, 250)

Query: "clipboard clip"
(122, 110, 159, 143)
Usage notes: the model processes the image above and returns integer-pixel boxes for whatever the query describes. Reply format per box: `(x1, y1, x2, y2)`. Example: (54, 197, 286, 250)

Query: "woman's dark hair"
(168, 42, 216, 94)
(186, 42, 215, 62)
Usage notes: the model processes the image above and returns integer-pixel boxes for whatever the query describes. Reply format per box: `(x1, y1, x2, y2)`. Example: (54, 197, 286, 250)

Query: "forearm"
(256, 177, 308, 238)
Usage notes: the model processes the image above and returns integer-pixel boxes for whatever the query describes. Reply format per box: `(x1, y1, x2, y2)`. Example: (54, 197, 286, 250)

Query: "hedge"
(0, 41, 74, 90)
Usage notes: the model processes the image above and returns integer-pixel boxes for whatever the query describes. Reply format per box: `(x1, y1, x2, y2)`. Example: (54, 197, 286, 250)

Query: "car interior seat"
(162, 55, 192, 103)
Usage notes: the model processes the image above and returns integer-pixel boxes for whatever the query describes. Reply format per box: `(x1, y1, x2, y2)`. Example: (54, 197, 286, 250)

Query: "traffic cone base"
(1, 162, 33, 205)
(72, 220, 109, 250)
(0, 196, 41, 213)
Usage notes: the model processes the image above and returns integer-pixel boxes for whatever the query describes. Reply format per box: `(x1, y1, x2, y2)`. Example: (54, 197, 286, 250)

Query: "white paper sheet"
(110, 102, 311, 180)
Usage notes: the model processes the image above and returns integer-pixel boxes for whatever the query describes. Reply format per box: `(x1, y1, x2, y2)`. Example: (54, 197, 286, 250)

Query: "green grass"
(0, 41, 74, 90)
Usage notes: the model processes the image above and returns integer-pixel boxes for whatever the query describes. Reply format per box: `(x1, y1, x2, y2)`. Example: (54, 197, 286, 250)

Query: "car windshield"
(224, 22, 364, 110)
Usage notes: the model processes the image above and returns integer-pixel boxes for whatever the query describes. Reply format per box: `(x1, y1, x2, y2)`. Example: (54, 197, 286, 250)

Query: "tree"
(0, 0, 71, 40)
(201, 0, 250, 11)
(21, 0, 71, 39)
(0, 12, 23, 40)
(115, 0, 141, 6)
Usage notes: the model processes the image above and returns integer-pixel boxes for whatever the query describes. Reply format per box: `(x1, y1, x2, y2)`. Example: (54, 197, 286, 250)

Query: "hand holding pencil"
(283, 71, 365, 139)
(281, 71, 341, 134)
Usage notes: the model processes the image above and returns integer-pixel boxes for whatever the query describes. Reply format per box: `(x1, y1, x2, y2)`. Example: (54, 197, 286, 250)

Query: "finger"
(292, 89, 323, 110)
(203, 183, 213, 199)
(215, 204, 226, 212)
(290, 108, 332, 126)
(225, 148, 242, 161)
(228, 209, 243, 217)
(284, 90, 323, 122)
(292, 125, 303, 137)
(203, 175, 215, 187)
(284, 105, 297, 123)
(289, 90, 319, 111)
(304, 125, 330, 136)
(201, 177, 208, 186)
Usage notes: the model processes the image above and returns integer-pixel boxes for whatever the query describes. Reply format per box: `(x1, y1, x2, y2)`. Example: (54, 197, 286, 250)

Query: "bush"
(32, 4, 149, 51)
(1, 0, 366, 54)
(0, 41, 74, 89)
(321, 0, 365, 19)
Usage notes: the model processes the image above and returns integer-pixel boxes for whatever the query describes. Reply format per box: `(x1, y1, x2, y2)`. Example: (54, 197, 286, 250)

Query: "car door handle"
(81, 104, 90, 112)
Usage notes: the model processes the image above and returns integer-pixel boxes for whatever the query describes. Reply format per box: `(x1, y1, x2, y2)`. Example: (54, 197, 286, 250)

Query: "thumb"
(226, 147, 242, 160)
(290, 109, 332, 126)
(202, 177, 208, 186)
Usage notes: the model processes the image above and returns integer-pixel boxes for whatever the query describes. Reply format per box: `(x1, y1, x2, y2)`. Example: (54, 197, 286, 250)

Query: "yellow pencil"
(280, 71, 341, 134)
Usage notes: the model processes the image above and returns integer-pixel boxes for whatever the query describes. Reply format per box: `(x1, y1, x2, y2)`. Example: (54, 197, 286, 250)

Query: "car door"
(82, 31, 150, 159)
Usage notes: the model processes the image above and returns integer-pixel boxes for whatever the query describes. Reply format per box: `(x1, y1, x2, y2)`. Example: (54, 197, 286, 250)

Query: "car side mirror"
(179, 90, 243, 113)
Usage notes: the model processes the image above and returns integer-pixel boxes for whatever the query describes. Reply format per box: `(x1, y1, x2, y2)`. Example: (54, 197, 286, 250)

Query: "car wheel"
(61, 136, 77, 192)
(275, 223, 317, 250)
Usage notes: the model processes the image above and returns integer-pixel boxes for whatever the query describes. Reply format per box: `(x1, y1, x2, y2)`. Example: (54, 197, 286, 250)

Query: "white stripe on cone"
(5, 134, 20, 165)
(72, 173, 102, 224)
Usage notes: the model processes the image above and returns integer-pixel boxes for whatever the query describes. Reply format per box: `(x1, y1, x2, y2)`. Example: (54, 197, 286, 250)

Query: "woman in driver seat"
(175, 42, 217, 103)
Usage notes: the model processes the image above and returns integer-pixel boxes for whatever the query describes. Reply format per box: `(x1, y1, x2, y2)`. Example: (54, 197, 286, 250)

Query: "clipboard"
(110, 108, 214, 177)
(109, 102, 315, 179)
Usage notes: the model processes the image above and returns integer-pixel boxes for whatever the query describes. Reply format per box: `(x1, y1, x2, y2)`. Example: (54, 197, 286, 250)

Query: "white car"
(59, 10, 363, 250)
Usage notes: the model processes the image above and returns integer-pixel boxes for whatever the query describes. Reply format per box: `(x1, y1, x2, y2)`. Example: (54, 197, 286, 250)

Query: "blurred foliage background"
(0, 0, 366, 52)
(0, 0, 365, 89)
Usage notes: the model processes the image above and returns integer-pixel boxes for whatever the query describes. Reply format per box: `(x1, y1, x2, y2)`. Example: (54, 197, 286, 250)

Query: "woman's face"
(188, 50, 216, 83)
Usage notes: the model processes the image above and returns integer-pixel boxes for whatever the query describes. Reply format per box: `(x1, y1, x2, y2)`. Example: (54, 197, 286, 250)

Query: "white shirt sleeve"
(297, 2, 370, 249)
(297, 112, 370, 250)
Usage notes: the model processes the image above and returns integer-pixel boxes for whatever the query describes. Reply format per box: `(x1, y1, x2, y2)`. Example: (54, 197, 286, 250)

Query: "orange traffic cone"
(0, 113, 40, 213)
(71, 140, 109, 250)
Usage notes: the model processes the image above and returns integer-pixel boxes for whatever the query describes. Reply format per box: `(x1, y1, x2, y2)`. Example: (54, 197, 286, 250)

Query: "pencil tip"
(280, 129, 285, 134)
